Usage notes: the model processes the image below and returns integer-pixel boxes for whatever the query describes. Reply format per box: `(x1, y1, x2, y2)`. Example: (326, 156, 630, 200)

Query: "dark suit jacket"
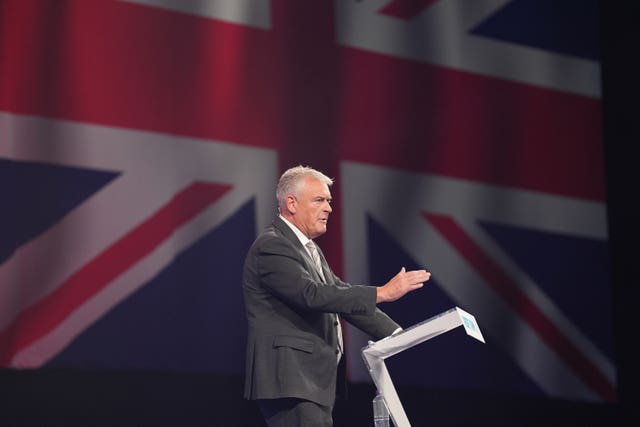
(242, 217, 400, 406)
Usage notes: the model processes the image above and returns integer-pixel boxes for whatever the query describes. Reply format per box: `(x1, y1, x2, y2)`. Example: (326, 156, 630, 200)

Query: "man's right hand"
(376, 267, 431, 303)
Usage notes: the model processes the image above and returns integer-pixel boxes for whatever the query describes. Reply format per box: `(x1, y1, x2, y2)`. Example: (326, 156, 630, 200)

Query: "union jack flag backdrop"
(1, 0, 614, 418)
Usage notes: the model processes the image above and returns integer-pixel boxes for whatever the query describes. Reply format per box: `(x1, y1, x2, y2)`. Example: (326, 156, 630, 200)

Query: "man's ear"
(285, 195, 296, 214)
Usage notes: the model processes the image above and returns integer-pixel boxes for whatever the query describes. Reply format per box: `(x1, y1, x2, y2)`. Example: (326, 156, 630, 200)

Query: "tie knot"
(305, 241, 316, 252)
(306, 241, 319, 262)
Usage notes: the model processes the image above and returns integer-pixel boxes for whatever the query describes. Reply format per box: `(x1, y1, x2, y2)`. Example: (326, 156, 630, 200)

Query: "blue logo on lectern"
(462, 316, 476, 331)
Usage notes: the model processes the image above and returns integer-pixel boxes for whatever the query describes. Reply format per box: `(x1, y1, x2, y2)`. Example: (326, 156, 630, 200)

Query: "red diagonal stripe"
(424, 212, 617, 402)
(0, 181, 231, 366)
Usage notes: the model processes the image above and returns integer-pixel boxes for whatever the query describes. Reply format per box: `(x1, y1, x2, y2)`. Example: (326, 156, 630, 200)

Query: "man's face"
(289, 177, 332, 239)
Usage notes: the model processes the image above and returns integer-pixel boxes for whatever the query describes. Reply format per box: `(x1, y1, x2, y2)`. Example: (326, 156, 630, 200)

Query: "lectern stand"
(361, 307, 485, 427)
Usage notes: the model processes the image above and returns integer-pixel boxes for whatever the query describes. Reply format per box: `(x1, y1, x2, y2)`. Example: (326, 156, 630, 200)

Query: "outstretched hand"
(376, 267, 431, 303)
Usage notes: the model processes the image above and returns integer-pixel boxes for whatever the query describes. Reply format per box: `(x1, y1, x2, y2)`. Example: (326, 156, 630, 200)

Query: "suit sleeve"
(256, 235, 378, 316)
(325, 265, 401, 340)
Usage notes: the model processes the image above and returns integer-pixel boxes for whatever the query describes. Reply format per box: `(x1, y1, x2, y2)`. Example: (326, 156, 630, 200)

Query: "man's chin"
(313, 227, 327, 238)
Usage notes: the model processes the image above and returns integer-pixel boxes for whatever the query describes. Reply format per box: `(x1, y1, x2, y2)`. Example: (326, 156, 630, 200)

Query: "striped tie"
(305, 240, 325, 282)
(306, 240, 343, 362)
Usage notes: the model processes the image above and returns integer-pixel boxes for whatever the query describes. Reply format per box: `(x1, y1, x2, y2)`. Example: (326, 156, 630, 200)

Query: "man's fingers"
(405, 270, 430, 283)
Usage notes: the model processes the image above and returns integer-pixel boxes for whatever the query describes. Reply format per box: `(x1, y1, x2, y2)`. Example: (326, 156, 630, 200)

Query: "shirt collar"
(279, 214, 312, 247)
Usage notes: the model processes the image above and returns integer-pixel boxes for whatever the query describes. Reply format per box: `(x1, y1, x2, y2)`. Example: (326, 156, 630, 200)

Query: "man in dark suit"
(242, 165, 431, 426)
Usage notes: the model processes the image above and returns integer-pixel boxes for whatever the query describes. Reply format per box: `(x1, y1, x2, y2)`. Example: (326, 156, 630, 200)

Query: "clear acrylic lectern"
(362, 307, 485, 427)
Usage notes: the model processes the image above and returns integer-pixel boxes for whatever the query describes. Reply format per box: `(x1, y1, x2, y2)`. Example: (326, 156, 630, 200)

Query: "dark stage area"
(0, 369, 626, 426)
